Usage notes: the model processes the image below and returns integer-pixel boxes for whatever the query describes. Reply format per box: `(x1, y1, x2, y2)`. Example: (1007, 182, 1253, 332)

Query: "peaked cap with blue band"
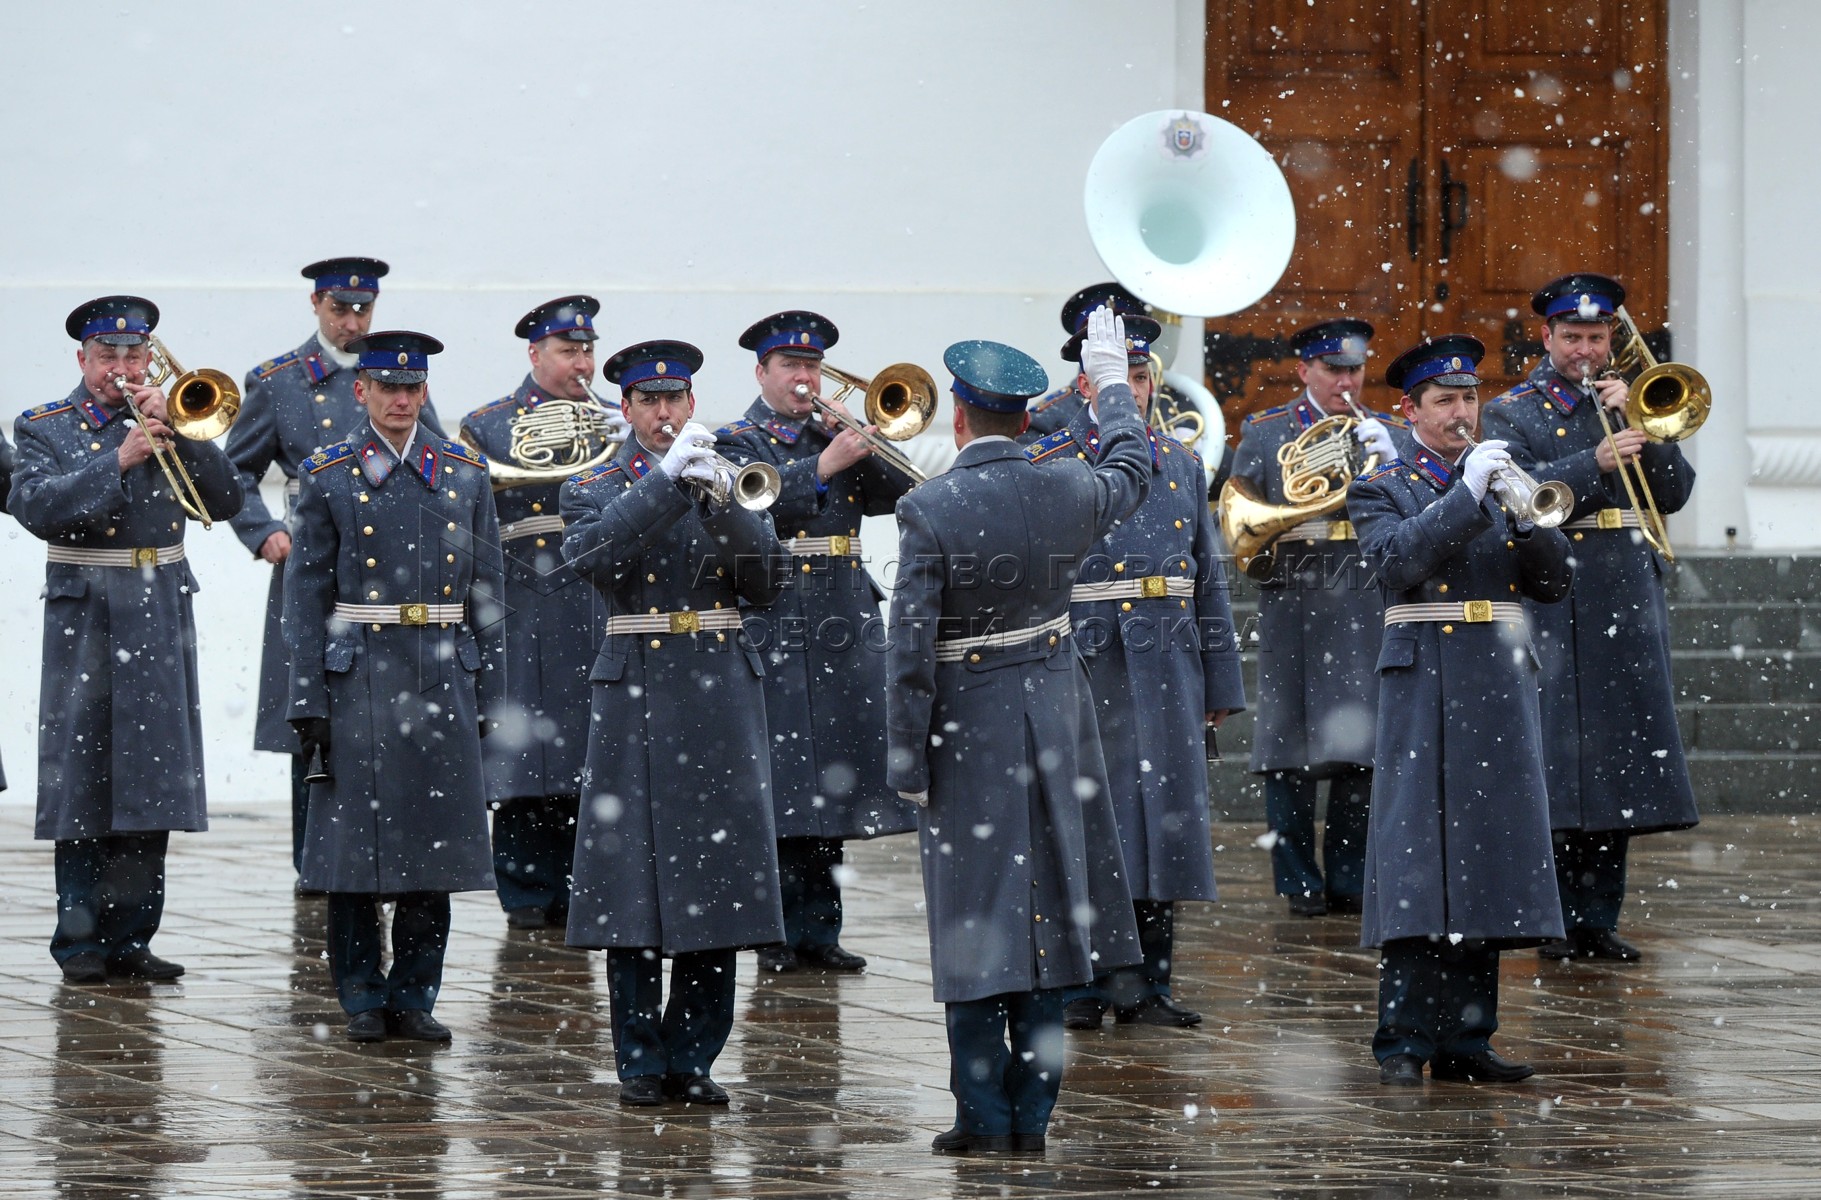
(1059, 281, 1149, 334)
(1290, 317, 1375, 366)
(301, 256, 388, 304)
(1060, 313, 1164, 364)
(346, 329, 443, 385)
(943, 340, 1048, 414)
(66, 295, 159, 345)
(1532, 272, 1626, 322)
(738, 310, 839, 362)
(515, 294, 600, 343)
(604, 339, 703, 394)
(1385, 334, 1485, 393)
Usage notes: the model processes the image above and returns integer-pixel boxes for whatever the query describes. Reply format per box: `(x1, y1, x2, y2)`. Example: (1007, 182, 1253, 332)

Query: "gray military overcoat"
(559, 439, 788, 954)
(228, 335, 445, 752)
(886, 385, 1151, 1005)
(1227, 393, 1416, 775)
(1350, 442, 1573, 949)
(1028, 410, 1248, 903)
(715, 398, 916, 841)
(284, 420, 502, 894)
(1482, 363, 1699, 836)
(11, 385, 245, 840)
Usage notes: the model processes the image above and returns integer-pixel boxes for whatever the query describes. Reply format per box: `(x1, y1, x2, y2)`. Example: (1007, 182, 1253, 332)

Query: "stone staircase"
(1208, 552, 1819, 821)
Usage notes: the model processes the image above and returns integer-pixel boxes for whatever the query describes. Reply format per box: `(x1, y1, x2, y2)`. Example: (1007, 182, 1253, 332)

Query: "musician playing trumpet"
(1225, 319, 1410, 917)
(1481, 274, 1698, 963)
(459, 296, 620, 931)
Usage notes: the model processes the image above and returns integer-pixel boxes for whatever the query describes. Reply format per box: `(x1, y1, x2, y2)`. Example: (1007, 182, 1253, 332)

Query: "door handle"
(1440, 159, 1470, 260)
(1406, 158, 1422, 260)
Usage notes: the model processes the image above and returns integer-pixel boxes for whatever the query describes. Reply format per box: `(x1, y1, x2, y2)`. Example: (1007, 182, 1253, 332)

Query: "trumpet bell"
(732, 461, 782, 511)
(1084, 110, 1296, 317)
(169, 368, 241, 441)
(1520, 477, 1575, 529)
(1628, 361, 1711, 443)
(865, 363, 939, 441)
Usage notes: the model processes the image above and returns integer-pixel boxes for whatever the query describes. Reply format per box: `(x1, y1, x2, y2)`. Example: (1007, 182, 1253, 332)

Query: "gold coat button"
(796, 531, 808, 539)
(1438, 583, 1449, 594)
(1114, 562, 1126, 574)
(801, 563, 812, 574)
(1442, 624, 1454, 633)
(968, 653, 981, 664)
(713, 601, 723, 609)
(1506, 540, 1515, 549)
(321, 418, 333, 428)
(367, 590, 379, 599)
(1573, 532, 1584, 541)
(446, 489, 457, 499)
(716, 632, 726, 643)
(1173, 519, 1184, 529)
(89, 442, 100, 451)
(716, 567, 725, 577)
(1556, 428, 1567, 437)
(650, 639, 662, 649)
(647, 573, 657, 583)
(535, 538, 547, 548)
(1509, 583, 1519, 592)
(443, 585, 453, 596)
(1121, 602, 1133, 612)
(1038, 949, 1046, 958)
(363, 525, 374, 535)
(1048, 635, 1058, 646)
(371, 623, 382, 632)
(447, 522, 456, 531)
(105, 526, 116, 536)
(1169, 481, 1178, 490)
(313, 394, 325, 403)
(531, 502, 543, 513)
(446, 554, 455, 563)
(649, 607, 660, 615)
(365, 558, 376, 567)
(359, 493, 369, 503)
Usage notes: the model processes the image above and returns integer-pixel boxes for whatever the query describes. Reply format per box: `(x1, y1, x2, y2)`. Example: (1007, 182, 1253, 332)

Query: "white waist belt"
(787, 535, 863, 557)
(1280, 518, 1357, 543)
(1563, 508, 1640, 531)
(499, 513, 566, 541)
(47, 543, 185, 568)
(284, 478, 301, 499)
(333, 602, 467, 626)
(935, 613, 1071, 663)
(1071, 576, 1193, 603)
(605, 608, 746, 636)
(1384, 601, 1525, 626)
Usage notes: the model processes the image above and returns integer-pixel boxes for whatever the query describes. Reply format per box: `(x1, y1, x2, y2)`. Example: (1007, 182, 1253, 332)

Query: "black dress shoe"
(619, 1075, 665, 1106)
(931, 1126, 1014, 1155)
(756, 944, 799, 973)
(1325, 893, 1363, 915)
(1537, 937, 1578, 960)
(59, 952, 108, 984)
(1010, 1132, 1047, 1154)
(505, 906, 548, 930)
(346, 1011, 388, 1042)
(1114, 995, 1203, 1027)
(1379, 1054, 1424, 1086)
(797, 943, 867, 972)
(110, 947, 185, 980)
(1578, 928, 1641, 961)
(1286, 893, 1328, 917)
(390, 1010, 452, 1043)
(1430, 1049, 1535, 1083)
(665, 1074, 729, 1105)
(1063, 997, 1106, 1030)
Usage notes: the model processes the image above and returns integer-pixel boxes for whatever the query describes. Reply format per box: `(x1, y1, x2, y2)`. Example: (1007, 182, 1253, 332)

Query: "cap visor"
(631, 379, 689, 393)
(326, 289, 378, 305)
(366, 369, 427, 385)
(92, 333, 149, 347)
(1430, 371, 1480, 388)
(1320, 353, 1367, 367)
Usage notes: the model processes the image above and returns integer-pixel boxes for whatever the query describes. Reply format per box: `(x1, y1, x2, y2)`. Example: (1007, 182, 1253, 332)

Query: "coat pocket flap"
(588, 651, 626, 683)
(42, 573, 88, 600)
(1376, 630, 1417, 671)
(455, 634, 483, 672)
(323, 640, 359, 673)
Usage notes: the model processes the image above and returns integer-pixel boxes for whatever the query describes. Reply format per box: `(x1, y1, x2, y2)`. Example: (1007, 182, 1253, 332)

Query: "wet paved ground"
(2, 806, 1820, 1198)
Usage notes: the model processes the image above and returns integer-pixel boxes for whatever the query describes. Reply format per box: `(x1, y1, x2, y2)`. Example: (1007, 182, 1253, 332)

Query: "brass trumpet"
(800, 360, 939, 484)
(661, 424, 780, 511)
(116, 333, 241, 529)
(1581, 305, 1711, 561)
(1453, 422, 1573, 528)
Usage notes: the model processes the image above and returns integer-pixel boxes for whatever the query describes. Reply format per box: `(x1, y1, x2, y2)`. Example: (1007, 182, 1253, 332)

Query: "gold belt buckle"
(1596, 508, 1624, 530)
(826, 534, 851, 557)
(399, 603, 429, 626)
(1327, 520, 1356, 541)
(132, 547, 159, 568)
(668, 611, 700, 635)
(1139, 575, 1168, 599)
(1462, 600, 1494, 623)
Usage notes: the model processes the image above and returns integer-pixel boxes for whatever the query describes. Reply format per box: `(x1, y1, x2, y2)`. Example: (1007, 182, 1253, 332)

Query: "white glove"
(1460, 438, 1511, 501)
(1353, 417, 1398, 462)
(1080, 304, 1130, 395)
(659, 422, 716, 479)
(680, 457, 721, 487)
(898, 789, 929, 808)
(599, 405, 631, 444)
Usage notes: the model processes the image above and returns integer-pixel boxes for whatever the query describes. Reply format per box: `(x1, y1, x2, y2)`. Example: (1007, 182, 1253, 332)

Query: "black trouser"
(326, 892, 450, 1016)
(776, 836, 844, 950)
(1373, 937, 1500, 1064)
(51, 833, 169, 966)
(1264, 766, 1371, 900)
(1073, 899, 1177, 1012)
(1552, 829, 1629, 931)
(290, 754, 308, 875)
(946, 989, 1066, 1137)
(492, 794, 579, 917)
(605, 947, 737, 1081)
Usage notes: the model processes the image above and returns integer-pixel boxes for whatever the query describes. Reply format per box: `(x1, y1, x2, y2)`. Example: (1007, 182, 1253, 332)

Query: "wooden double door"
(1203, 0, 1668, 431)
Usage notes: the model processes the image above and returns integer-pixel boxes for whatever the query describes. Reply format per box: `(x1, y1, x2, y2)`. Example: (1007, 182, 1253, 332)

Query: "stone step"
(1668, 651, 1821, 704)
(1669, 602, 1817, 652)
(1676, 703, 1821, 754)
(1664, 554, 1821, 603)
(1687, 753, 1821, 814)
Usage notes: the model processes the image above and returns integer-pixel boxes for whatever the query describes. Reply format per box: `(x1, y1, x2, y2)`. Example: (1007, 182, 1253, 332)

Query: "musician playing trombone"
(459, 296, 619, 931)
(10, 295, 244, 984)
(1481, 274, 1699, 963)
(713, 310, 917, 974)
(1350, 334, 1572, 1085)
(1226, 319, 1410, 917)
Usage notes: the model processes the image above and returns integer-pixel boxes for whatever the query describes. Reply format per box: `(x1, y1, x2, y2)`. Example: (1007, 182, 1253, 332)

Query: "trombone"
(115, 333, 241, 529)
(798, 360, 939, 484)
(1580, 305, 1712, 562)
(661, 424, 780, 511)
(1453, 422, 1573, 529)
